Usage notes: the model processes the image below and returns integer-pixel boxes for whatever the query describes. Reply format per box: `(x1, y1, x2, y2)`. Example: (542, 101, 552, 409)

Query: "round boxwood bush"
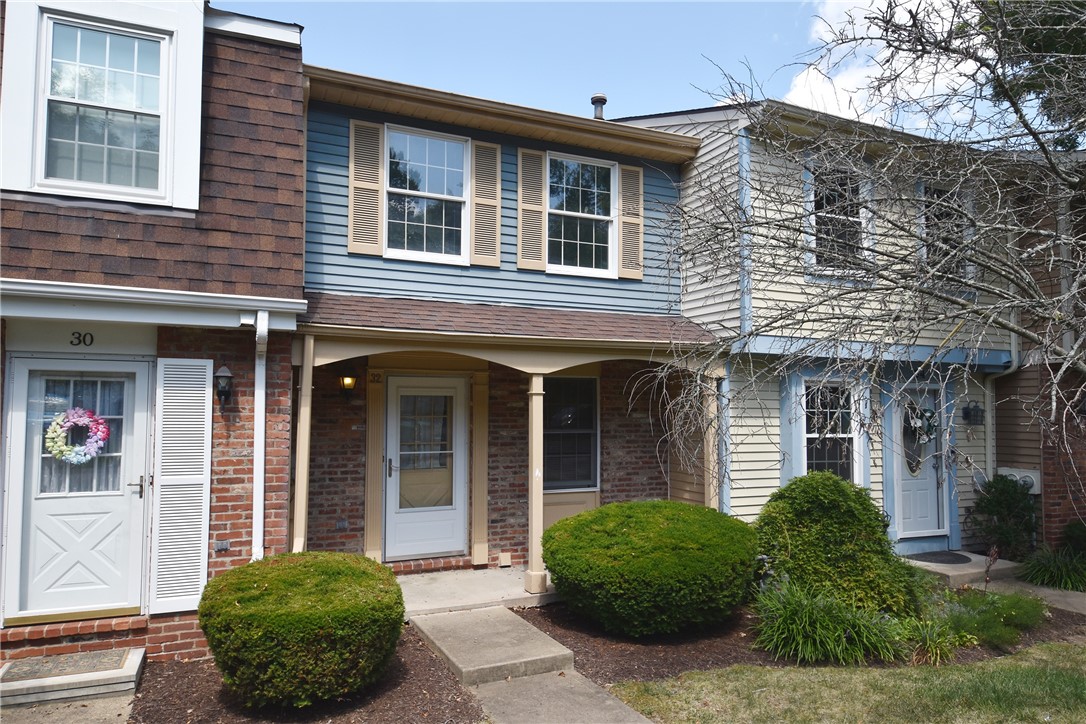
(542, 500, 757, 637)
(755, 471, 926, 617)
(198, 552, 404, 708)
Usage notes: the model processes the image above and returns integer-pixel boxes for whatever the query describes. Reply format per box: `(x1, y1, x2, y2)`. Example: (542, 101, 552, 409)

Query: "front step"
(0, 647, 144, 705)
(412, 606, 573, 686)
(905, 551, 1023, 588)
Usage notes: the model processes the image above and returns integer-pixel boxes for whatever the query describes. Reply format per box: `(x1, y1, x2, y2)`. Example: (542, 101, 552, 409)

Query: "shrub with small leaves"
(972, 474, 1037, 561)
(542, 500, 757, 637)
(198, 552, 404, 708)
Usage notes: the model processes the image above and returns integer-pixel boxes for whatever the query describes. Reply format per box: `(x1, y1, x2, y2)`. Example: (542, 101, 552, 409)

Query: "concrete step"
(399, 567, 560, 619)
(475, 670, 651, 724)
(905, 551, 1023, 588)
(0, 647, 144, 706)
(411, 606, 573, 686)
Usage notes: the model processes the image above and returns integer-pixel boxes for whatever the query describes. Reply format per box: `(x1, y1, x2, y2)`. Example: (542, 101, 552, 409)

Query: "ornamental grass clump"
(755, 471, 928, 617)
(542, 500, 757, 637)
(198, 552, 404, 709)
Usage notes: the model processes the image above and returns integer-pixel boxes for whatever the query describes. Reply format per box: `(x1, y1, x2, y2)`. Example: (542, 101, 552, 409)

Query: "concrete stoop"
(0, 647, 144, 706)
(411, 606, 573, 686)
(905, 551, 1023, 588)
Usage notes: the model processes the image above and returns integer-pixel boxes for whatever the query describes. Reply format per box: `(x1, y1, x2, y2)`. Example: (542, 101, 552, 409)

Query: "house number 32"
(70, 332, 95, 347)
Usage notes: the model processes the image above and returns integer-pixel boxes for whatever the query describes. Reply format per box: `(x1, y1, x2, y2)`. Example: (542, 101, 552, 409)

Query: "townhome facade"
(291, 69, 709, 592)
(623, 102, 1017, 555)
(0, 2, 306, 660)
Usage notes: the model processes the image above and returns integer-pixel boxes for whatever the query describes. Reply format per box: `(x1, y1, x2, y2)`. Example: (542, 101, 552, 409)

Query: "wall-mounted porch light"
(338, 373, 357, 401)
(961, 400, 985, 426)
(214, 366, 234, 409)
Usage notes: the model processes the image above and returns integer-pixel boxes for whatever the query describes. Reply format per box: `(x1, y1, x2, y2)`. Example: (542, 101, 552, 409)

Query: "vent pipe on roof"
(591, 93, 607, 120)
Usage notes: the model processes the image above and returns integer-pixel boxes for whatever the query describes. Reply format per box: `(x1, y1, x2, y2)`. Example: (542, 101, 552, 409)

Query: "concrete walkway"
(399, 566, 559, 618)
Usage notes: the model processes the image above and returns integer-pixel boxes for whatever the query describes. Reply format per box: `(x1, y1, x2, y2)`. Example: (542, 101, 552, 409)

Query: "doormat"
(0, 649, 128, 682)
(906, 551, 973, 565)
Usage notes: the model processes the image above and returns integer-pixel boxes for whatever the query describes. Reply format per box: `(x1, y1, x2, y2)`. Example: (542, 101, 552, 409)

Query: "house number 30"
(70, 332, 95, 347)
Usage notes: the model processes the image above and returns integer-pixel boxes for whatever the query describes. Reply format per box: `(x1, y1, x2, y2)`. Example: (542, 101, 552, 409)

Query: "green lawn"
(612, 643, 1086, 724)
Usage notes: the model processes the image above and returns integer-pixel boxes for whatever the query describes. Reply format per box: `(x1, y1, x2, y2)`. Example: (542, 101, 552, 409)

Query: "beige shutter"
(517, 148, 546, 270)
(348, 120, 384, 256)
(471, 141, 501, 267)
(150, 359, 212, 614)
(617, 165, 644, 280)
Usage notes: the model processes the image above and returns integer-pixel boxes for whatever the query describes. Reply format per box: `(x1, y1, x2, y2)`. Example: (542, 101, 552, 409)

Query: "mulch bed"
(129, 602, 1086, 723)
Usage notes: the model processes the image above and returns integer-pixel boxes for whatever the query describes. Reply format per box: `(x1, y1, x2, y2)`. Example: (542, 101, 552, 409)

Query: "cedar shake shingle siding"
(0, 31, 305, 300)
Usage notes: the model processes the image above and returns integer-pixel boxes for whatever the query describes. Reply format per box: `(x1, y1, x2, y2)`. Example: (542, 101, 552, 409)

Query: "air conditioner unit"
(995, 467, 1041, 495)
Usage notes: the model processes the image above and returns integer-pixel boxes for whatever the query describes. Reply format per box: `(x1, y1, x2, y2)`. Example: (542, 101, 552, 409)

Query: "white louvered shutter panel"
(149, 359, 212, 614)
(471, 141, 502, 267)
(617, 165, 644, 280)
(517, 149, 547, 270)
(348, 120, 384, 255)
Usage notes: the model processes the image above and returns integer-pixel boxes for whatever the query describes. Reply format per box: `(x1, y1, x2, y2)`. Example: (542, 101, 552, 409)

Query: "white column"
(291, 335, 315, 552)
(525, 374, 547, 593)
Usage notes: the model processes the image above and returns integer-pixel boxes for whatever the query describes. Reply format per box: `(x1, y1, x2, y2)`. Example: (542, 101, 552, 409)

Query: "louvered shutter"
(149, 359, 212, 614)
(471, 141, 502, 267)
(617, 165, 644, 280)
(348, 120, 384, 256)
(517, 149, 546, 270)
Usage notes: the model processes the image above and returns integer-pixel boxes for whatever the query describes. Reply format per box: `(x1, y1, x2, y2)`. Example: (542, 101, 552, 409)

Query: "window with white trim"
(44, 20, 165, 191)
(803, 384, 855, 481)
(921, 184, 971, 280)
(385, 127, 469, 263)
(543, 378, 598, 491)
(809, 168, 870, 271)
(546, 155, 617, 276)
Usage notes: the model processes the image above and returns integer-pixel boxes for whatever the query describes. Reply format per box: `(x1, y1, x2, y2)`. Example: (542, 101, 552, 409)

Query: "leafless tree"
(658, 0, 1085, 511)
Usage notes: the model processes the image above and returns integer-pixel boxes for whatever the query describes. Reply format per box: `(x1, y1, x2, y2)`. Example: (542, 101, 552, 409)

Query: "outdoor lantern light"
(214, 366, 233, 408)
(338, 374, 357, 400)
(961, 400, 985, 426)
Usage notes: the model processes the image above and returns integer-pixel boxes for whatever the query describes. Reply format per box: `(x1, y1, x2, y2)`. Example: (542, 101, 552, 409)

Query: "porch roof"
(301, 292, 711, 346)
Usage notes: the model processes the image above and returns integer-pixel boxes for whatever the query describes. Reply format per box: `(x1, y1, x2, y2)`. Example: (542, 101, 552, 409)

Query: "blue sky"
(213, 1, 837, 119)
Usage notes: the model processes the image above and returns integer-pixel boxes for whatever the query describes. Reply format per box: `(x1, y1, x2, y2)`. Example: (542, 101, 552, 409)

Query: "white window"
(546, 155, 617, 276)
(543, 378, 599, 491)
(384, 127, 470, 265)
(0, 2, 204, 209)
(803, 384, 857, 481)
(921, 184, 972, 280)
(808, 167, 872, 272)
(44, 20, 165, 191)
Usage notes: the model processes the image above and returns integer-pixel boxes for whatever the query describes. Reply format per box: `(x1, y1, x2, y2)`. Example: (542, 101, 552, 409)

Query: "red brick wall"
(0, 30, 305, 299)
(599, 361, 669, 504)
(306, 364, 367, 552)
(1040, 406, 1086, 548)
(157, 327, 293, 569)
(0, 614, 208, 662)
(487, 365, 531, 566)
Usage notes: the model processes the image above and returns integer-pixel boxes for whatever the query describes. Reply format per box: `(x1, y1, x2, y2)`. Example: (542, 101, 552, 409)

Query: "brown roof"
(302, 292, 711, 346)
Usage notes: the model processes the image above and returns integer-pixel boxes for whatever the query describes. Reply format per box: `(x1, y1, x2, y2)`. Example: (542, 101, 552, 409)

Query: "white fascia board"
(0, 278, 306, 331)
(204, 8, 302, 47)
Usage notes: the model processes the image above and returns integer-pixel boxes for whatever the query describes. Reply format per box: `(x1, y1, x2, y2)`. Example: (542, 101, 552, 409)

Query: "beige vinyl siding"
(727, 365, 784, 521)
(955, 372, 990, 549)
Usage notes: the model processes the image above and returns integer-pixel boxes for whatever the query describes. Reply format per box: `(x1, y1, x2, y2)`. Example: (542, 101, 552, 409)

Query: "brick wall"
(306, 363, 367, 552)
(0, 30, 305, 299)
(0, 614, 209, 662)
(1040, 409, 1086, 548)
(599, 360, 669, 504)
(487, 365, 531, 566)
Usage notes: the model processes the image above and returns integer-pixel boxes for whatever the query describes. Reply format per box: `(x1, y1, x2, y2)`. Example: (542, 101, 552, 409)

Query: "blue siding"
(305, 104, 682, 314)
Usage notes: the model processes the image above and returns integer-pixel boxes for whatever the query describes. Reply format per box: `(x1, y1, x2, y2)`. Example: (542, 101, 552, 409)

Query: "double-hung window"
(803, 384, 855, 481)
(809, 168, 870, 272)
(547, 155, 617, 276)
(543, 378, 599, 491)
(44, 19, 166, 192)
(921, 185, 970, 280)
(385, 128, 469, 264)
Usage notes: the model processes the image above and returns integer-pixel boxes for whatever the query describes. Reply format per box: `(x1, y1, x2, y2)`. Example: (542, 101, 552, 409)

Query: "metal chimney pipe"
(591, 93, 607, 120)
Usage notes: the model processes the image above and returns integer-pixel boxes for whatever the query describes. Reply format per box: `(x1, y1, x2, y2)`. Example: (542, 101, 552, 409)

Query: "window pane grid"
(547, 158, 612, 271)
(386, 129, 466, 258)
(399, 395, 451, 471)
(543, 378, 598, 490)
(38, 377, 125, 495)
(804, 385, 853, 481)
(923, 187, 968, 277)
(813, 169, 864, 268)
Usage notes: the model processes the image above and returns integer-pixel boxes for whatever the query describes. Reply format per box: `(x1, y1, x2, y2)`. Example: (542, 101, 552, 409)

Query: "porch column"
(525, 373, 547, 593)
(291, 334, 315, 552)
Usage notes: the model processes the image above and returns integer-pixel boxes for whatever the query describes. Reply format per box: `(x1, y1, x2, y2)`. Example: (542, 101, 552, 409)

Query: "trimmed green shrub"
(1063, 519, 1086, 554)
(1020, 546, 1086, 592)
(972, 474, 1037, 561)
(944, 588, 1046, 650)
(754, 581, 901, 665)
(198, 552, 404, 708)
(542, 500, 757, 637)
(755, 471, 927, 617)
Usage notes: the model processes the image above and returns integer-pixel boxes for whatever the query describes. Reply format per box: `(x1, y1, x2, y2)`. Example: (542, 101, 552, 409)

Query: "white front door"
(384, 376, 468, 560)
(898, 389, 945, 536)
(4, 358, 150, 621)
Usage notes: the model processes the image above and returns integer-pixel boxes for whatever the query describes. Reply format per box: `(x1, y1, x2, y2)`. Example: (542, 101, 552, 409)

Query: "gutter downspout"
(251, 309, 269, 561)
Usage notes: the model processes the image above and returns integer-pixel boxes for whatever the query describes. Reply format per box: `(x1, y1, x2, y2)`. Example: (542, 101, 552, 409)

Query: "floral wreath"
(904, 401, 939, 444)
(45, 407, 110, 465)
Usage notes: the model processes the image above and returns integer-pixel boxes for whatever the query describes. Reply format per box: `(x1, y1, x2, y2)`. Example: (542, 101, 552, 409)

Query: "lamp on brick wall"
(338, 373, 357, 401)
(214, 366, 234, 408)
